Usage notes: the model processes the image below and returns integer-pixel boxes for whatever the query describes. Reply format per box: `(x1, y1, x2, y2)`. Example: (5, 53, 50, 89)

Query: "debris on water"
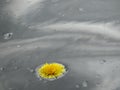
(82, 80, 88, 87)
(100, 59, 107, 64)
(3, 33, 13, 40)
(102, 59, 106, 62)
(75, 84, 80, 88)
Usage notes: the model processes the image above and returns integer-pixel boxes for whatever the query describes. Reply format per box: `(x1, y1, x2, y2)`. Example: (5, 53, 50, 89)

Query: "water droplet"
(3, 33, 13, 40)
(75, 84, 80, 88)
(82, 80, 88, 87)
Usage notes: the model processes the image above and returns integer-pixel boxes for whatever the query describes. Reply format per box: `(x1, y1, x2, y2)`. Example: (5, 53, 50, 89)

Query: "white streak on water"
(39, 22, 120, 39)
(0, 21, 120, 90)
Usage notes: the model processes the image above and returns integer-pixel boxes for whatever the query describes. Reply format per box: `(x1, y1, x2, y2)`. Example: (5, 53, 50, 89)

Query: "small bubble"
(27, 68, 34, 73)
(28, 26, 33, 29)
(17, 45, 21, 48)
(3, 33, 13, 40)
(62, 14, 65, 16)
(0, 67, 4, 71)
(79, 8, 84, 12)
(75, 84, 80, 88)
(82, 80, 88, 87)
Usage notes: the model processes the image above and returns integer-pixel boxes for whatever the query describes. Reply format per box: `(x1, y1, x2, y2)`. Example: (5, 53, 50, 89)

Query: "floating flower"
(36, 62, 66, 80)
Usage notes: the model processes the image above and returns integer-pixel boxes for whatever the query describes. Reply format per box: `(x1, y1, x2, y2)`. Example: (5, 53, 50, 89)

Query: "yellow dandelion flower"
(36, 62, 66, 80)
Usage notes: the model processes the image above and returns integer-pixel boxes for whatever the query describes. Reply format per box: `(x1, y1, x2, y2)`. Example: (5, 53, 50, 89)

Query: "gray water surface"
(0, 0, 120, 90)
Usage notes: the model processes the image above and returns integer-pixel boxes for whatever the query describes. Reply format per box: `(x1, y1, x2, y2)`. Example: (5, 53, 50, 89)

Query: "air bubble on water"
(17, 45, 21, 48)
(0, 67, 4, 71)
(82, 80, 88, 87)
(58, 12, 65, 17)
(3, 33, 13, 40)
(28, 26, 33, 29)
(27, 68, 34, 73)
(79, 8, 84, 12)
(75, 84, 80, 88)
